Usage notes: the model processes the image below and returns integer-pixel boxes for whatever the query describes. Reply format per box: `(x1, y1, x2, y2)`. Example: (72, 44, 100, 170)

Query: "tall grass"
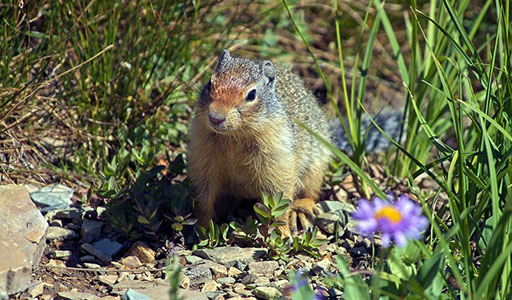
(283, 0, 512, 298)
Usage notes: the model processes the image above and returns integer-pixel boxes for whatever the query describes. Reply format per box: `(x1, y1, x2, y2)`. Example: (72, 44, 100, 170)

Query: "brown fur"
(188, 50, 332, 234)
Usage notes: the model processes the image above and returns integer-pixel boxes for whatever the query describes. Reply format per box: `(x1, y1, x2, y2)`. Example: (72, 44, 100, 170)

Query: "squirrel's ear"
(216, 50, 231, 71)
(261, 60, 275, 85)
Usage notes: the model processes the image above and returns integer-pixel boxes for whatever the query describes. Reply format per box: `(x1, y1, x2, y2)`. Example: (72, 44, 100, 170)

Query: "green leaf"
(337, 256, 370, 300)
(416, 250, 445, 289)
(137, 215, 150, 225)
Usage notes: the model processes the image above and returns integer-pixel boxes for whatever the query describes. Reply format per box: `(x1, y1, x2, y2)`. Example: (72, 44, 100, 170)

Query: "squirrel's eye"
(246, 89, 257, 102)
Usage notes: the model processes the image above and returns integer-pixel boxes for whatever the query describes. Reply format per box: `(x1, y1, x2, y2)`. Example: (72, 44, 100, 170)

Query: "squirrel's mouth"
(207, 118, 233, 133)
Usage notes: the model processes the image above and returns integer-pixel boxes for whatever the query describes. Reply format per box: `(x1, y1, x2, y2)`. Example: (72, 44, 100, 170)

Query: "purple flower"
(352, 194, 428, 247)
(291, 270, 308, 292)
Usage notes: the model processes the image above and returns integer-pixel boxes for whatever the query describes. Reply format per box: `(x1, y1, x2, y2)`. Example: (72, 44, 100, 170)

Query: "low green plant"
(196, 192, 327, 259)
(196, 220, 230, 248)
(100, 153, 194, 241)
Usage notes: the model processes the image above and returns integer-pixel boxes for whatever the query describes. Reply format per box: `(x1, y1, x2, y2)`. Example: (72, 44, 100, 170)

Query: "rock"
(193, 247, 267, 267)
(126, 241, 156, 264)
(185, 255, 203, 265)
(273, 279, 288, 288)
(316, 212, 346, 236)
(80, 219, 103, 243)
(81, 243, 112, 263)
(227, 267, 242, 277)
(178, 289, 208, 300)
(50, 219, 63, 227)
(54, 207, 82, 219)
(233, 284, 252, 297)
(316, 257, 332, 271)
(253, 287, 281, 299)
(58, 291, 99, 300)
(179, 272, 190, 289)
(241, 274, 257, 284)
(84, 262, 102, 269)
(202, 260, 228, 277)
(49, 249, 73, 259)
(99, 274, 119, 286)
(217, 277, 236, 285)
(248, 261, 279, 275)
(80, 255, 96, 262)
(120, 256, 142, 269)
(28, 282, 45, 298)
(46, 226, 78, 241)
(254, 276, 270, 285)
(93, 238, 123, 257)
(317, 200, 355, 214)
(0, 185, 48, 296)
(46, 258, 66, 267)
(184, 266, 212, 286)
(113, 280, 156, 290)
(201, 279, 218, 292)
(96, 206, 107, 217)
(124, 289, 151, 300)
(29, 183, 74, 213)
(127, 285, 208, 300)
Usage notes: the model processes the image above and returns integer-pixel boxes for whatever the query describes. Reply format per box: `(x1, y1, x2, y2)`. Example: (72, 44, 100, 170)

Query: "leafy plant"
(196, 220, 230, 248)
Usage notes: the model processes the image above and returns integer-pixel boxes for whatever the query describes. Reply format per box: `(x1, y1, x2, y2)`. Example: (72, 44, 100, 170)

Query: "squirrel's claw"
(288, 197, 320, 233)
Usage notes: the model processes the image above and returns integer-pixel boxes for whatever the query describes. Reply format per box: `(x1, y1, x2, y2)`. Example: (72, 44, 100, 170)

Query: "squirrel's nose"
(208, 113, 225, 125)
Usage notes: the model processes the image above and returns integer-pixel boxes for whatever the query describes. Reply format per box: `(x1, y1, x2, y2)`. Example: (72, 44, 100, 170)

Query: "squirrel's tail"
(330, 111, 405, 154)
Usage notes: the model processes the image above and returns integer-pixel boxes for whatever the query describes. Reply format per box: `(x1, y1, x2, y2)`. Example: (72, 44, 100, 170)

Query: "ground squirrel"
(188, 50, 332, 235)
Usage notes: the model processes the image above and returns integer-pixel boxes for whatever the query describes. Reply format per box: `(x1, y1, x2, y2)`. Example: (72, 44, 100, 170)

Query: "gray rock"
(93, 238, 123, 257)
(81, 243, 112, 263)
(0, 185, 48, 296)
(54, 207, 82, 219)
(185, 255, 203, 264)
(80, 255, 96, 262)
(123, 289, 150, 300)
(202, 260, 228, 277)
(316, 212, 346, 236)
(178, 289, 208, 300)
(241, 274, 257, 284)
(80, 219, 103, 243)
(184, 266, 212, 286)
(317, 200, 355, 214)
(253, 287, 281, 299)
(193, 247, 267, 267)
(58, 291, 99, 300)
(217, 277, 236, 285)
(46, 226, 78, 241)
(113, 280, 156, 290)
(127, 285, 208, 300)
(248, 261, 279, 275)
(29, 183, 74, 213)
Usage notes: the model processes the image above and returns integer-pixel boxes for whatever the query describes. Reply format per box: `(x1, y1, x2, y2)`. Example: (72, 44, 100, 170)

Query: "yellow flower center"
(375, 205, 402, 224)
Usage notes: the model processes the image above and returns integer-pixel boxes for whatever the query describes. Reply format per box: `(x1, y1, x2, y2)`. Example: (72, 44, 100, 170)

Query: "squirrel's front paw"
(288, 197, 321, 233)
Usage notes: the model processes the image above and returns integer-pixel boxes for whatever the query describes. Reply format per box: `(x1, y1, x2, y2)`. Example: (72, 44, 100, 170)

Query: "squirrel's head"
(197, 50, 278, 134)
